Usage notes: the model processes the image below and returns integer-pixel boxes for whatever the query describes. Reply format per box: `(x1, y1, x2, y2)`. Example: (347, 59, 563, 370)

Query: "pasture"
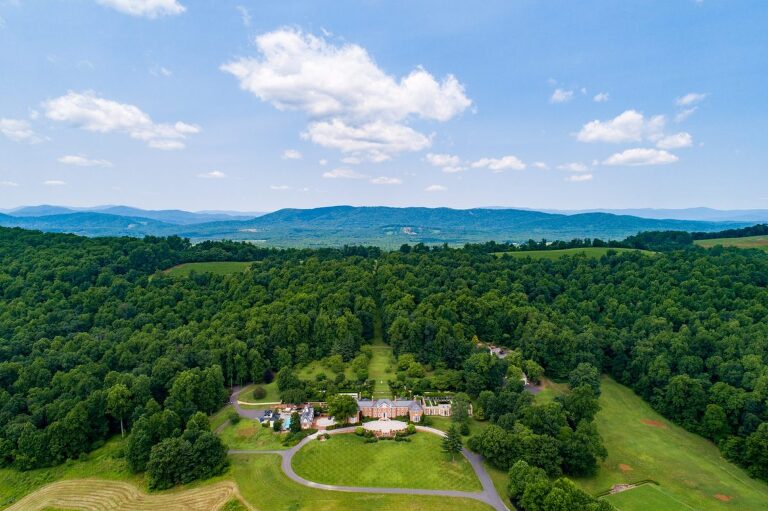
(493, 247, 649, 260)
(291, 433, 481, 491)
(695, 235, 768, 251)
(164, 261, 254, 277)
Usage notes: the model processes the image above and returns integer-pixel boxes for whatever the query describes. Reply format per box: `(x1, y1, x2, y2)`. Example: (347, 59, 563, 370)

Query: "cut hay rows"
(4, 479, 254, 511)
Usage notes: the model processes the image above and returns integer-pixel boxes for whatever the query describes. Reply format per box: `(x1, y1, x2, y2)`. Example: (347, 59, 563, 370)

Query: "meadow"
(217, 419, 288, 451)
(493, 247, 649, 260)
(695, 234, 768, 251)
(164, 261, 255, 277)
(291, 433, 481, 491)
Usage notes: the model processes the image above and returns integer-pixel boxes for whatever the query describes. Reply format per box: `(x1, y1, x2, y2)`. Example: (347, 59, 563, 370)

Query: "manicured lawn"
(428, 416, 491, 438)
(604, 484, 694, 511)
(291, 433, 481, 491)
(297, 360, 355, 382)
(236, 382, 280, 405)
(165, 261, 255, 277)
(577, 377, 768, 511)
(232, 454, 494, 511)
(484, 461, 514, 510)
(217, 419, 288, 451)
(369, 312, 396, 399)
(211, 405, 235, 431)
(531, 378, 568, 404)
(695, 235, 768, 251)
(493, 247, 651, 260)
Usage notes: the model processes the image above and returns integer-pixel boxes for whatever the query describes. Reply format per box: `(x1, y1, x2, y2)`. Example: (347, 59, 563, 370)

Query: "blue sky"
(0, 0, 766, 212)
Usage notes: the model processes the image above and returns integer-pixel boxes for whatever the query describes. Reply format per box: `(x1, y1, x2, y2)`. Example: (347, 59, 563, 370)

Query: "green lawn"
(291, 433, 481, 491)
(695, 235, 768, 251)
(164, 261, 255, 277)
(484, 461, 515, 510)
(217, 419, 288, 451)
(577, 377, 768, 511)
(232, 454, 494, 511)
(297, 360, 356, 382)
(428, 416, 491, 438)
(604, 484, 695, 511)
(236, 382, 280, 405)
(369, 312, 396, 399)
(493, 247, 650, 260)
(531, 378, 568, 404)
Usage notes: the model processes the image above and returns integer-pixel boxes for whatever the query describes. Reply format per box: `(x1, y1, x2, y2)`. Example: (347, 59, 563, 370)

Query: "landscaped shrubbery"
(251, 386, 267, 400)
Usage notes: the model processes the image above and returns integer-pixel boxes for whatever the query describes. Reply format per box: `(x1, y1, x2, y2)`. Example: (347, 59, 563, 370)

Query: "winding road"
(225, 389, 510, 511)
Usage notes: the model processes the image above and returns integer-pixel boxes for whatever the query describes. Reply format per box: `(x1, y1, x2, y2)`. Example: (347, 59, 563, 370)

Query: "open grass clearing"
(576, 377, 768, 511)
(236, 382, 280, 406)
(695, 235, 768, 251)
(368, 312, 396, 399)
(603, 484, 694, 511)
(297, 360, 356, 382)
(164, 261, 255, 277)
(233, 453, 493, 511)
(427, 416, 491, 438)
(217, 419, 288, 451)
(291, 433, 481, 491)
(493, 247, 651, 260)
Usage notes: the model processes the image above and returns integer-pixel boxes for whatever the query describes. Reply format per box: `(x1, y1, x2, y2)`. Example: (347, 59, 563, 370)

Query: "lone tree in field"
(106, 383, 132, 437)
(442, 425, 463, 461)
(328, 394, 359, 424)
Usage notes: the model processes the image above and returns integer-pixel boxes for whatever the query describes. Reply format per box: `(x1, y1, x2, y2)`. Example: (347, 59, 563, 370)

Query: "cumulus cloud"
(676, 92, 707, 106)
(221, 28, 470, 161)
(198, 170, 226, 179)
(656, 132, 693, 149)
(602, 148, 678, 166)
(44, 91, 199, 150)
(58, 155, 113, 167)
(370, 176, 402, 185)
(550, 88, 574, 103)
(43, 180, 66, 186)
(577, 110, 665, 144)
(425, 184, 447, 192)
(566, 174, 593, 182)
(426, 153, 463, 173)
(471, 155, 526, 172)
(0, 118, 39, 142)
(322, 167, 367, 179)
(593, 92, 609, 102)
(282, 149, 302, 160)
(96, 0, 185, 18)
(558, 162, 589, 173)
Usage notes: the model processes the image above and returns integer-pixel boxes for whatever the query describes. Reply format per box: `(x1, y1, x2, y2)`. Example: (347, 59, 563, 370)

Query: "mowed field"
(493, 247, 650, 260)
(164, 261, 254, 277)
(695, 235, 768, 251)
(369, 313, 396, 399)
(576, 377, 768, 511)
(291, 433, 481, 491)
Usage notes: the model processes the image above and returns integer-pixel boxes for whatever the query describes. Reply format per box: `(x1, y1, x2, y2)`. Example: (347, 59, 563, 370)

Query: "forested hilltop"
(1, 226, 767, 494)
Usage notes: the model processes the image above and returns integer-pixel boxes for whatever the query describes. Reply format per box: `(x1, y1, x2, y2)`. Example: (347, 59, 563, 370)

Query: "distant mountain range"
(0, 204, 760, 247)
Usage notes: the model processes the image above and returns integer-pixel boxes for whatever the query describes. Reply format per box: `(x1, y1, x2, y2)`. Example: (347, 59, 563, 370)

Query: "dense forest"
(0, 225, 767, 492)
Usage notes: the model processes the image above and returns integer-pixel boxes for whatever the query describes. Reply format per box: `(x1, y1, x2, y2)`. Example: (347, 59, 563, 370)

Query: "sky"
(0, 0, 766, 212)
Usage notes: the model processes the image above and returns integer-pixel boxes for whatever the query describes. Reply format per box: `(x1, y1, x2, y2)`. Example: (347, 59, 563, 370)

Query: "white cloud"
(675, 107, 698, 123)
(0, 118, 39, 142)
(566, 174, 593, 182)
(676, 92, 707, 106)
(322, 167, 366, 179)
(319, 159, 328, 166)
(270, 184, 290, 190)
(236, 5, 251, 27)
(341, 156, 362, 165)
(150, 66, 172, 77)
(0, 180, 19, 187)
(602, 148, 678, 166)
(221, 28, 470, 161)
(470, 155, 526, 172)
(550, 88, 574, 103)
(558, 162, 589, 173)
(96, 0, 185, 18)
(531, 161, 549, 170)
(656, 132, 693, 149)
(593, 92, 609, 102)
(282, 149, 302, 160)
(370, 176, 402, 185)
(425, 184, 446, 192)
(43, 180, 66, 186)
(58, 155, 113, 167)
(576, 110, 665, 144)
(198, 170, 226, 179)
(426, 153, 463, 173)
(44, 91, 199, 150)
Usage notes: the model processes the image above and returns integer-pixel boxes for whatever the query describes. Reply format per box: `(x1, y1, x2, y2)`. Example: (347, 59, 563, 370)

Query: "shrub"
(355, 427, 365, 436)
(406, 424, 416, 435)
(227, 410, 240, 425)
(251, 386, 267, 400)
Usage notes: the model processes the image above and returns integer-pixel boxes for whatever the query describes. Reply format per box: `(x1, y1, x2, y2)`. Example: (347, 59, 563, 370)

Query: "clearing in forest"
(164, 261, 255, 277)
(492, 247, 650, 260)
(695, 235, 768, 251)
(369, 312, 395, 399)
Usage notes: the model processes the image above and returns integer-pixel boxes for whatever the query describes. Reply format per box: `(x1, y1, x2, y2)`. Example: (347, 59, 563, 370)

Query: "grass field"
(233, 454, 493, 511)
(604, 484, 693, 511)
(292, 433, 481, 491)
(369, 313, 396, 399)
(695, 235, 768, 251)
(427, 416, 491, 438)
(164, 261, 255, 277)
(493, 247, 649, 260)
(576, 377, 768, 511)
(235, 382, 280, 406)
(297, 360, 355, 382)
(218, 419, 288, 451)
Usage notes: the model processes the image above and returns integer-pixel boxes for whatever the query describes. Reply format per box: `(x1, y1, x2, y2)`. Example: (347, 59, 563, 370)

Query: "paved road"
(229, 385, 268, 420)
(227, 418, 510, 511)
